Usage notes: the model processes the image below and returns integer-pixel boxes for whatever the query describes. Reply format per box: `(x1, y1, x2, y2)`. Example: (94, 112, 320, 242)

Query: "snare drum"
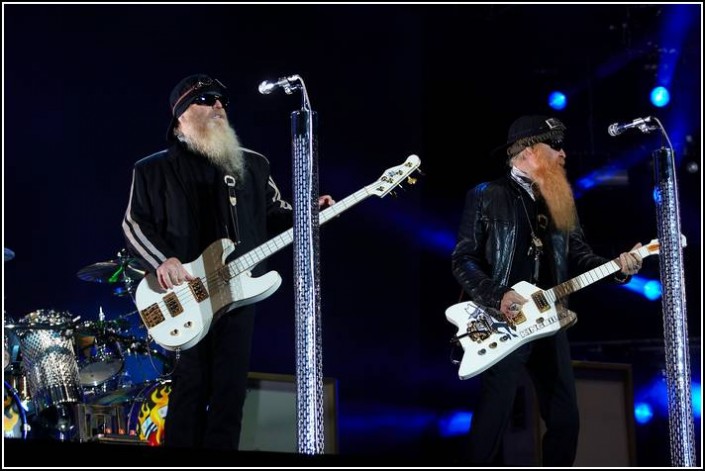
(75, 322, 124, 387)
(3, 381, 28, 439)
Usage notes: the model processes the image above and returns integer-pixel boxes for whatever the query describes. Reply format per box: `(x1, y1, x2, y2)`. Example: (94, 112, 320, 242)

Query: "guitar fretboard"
(545, 245, 655, 304)
(225, 187, 372, 278)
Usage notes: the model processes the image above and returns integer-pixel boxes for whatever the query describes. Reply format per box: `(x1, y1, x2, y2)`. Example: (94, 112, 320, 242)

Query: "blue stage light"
(650, 86, 671, 107)
(643, 280, 663, 301)
(634, 402, 654, 425)
(623, 276, 662, 301)
(692, 383, 701, 419)
(548, 91, 567, 111)
(438, 411, 473, 437)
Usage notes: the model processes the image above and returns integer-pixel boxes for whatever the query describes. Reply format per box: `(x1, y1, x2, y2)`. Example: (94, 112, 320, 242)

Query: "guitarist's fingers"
(618, 251, 641, 275)
(500, 291, 528, 318)
(178, 265, 195, 281)
(157, 270, 174, 290)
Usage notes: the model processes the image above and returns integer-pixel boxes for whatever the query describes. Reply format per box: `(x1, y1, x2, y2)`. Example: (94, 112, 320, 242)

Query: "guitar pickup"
(189, 278, 209, 303)
(140, 304, 165, 328)
(531, 292, 551, 313)
(163, 292, 184, 317)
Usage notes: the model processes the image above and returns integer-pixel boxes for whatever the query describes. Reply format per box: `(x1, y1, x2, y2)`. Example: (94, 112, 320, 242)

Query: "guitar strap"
(223, 175, 241, 246)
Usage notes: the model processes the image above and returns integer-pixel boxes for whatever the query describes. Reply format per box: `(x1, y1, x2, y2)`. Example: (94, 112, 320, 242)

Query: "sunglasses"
(545, 139, 564, 151)
(193, 93, 229, 108)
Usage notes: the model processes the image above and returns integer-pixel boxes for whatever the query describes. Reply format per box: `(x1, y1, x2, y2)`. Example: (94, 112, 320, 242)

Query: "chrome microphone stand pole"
(260, 75, 324, 454)
(649, 119, 695, 466)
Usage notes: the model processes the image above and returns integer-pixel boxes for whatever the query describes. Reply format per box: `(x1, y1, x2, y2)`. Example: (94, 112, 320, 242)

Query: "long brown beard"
(533, 154, 577, 232)
(181, 119, 245, 181)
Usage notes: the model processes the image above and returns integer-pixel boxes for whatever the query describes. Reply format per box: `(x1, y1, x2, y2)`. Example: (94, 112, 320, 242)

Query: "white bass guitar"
(135, 155, 422, 351)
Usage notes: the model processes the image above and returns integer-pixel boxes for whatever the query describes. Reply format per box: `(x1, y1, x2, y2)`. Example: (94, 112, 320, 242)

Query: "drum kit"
(3, 247, 172, 444)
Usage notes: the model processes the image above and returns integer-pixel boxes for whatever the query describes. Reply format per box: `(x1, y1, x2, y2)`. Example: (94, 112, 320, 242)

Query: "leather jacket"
(451, 173, 611, 310)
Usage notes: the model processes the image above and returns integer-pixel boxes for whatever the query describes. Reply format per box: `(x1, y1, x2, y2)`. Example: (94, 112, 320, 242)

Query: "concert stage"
(3, 438, 458, 467)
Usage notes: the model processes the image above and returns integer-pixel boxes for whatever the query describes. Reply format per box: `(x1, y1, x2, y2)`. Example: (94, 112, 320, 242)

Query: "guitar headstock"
(641, 234, 687, 256)
(366, 154, 422, 198)
(644, 239, 660, 255)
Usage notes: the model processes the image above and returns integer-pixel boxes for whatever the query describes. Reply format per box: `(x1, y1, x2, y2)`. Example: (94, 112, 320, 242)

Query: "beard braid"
(533, 154, 577, 232)
(181, 120, 245, 182)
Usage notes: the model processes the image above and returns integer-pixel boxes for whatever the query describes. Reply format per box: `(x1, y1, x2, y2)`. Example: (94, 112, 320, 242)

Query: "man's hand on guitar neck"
(617, 242, 644, 276)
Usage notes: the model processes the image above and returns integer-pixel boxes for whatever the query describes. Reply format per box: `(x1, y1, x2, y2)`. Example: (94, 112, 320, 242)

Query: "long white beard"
(181, 121, 245, 182)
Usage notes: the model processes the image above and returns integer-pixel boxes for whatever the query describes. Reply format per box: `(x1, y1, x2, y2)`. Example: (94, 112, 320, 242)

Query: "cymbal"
(4, 247, 15, 262)
(77, 259, 146, 284)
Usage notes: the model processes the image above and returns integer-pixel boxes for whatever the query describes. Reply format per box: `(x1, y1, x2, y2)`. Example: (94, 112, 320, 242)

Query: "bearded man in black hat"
(122, 74, 333, 450)
(451, 115, 643, 466)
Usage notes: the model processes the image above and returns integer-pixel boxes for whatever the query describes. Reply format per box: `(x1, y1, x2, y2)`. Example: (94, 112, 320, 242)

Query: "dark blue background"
(3, 4, 701, 465)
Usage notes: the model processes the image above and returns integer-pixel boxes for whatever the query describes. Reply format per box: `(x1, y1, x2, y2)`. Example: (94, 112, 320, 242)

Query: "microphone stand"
(649, 118, 695, 466)
(287, 76, 325, 455)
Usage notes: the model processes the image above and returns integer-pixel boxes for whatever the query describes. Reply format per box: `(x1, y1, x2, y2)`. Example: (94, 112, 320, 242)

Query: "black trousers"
(466, 330, 580, 466)
(163, 305, 255, 450)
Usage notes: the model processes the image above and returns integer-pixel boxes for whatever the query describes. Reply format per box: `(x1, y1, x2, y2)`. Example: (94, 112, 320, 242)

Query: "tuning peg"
(415, 168, 426, 177)
(406, 176, 418, 186)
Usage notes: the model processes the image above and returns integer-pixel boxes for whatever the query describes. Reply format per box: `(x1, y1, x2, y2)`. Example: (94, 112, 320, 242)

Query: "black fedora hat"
(166, 74, 228, 141)
(493, 115, 567, 158)
(503, 115, 566, 157)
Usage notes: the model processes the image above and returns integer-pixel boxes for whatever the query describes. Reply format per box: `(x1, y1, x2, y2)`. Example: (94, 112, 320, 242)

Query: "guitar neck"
(547, 245, 654, 303)
(228, 187, 372, 276)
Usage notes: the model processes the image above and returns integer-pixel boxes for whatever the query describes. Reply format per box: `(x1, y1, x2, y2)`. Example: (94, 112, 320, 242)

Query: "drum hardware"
(80, 379, 172, 445)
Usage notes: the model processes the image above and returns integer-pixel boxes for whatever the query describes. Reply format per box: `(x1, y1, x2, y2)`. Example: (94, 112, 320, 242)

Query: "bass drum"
(3, 381, 28, 439)
(128, 380, 171, 446)
(90, 380, 171, 446)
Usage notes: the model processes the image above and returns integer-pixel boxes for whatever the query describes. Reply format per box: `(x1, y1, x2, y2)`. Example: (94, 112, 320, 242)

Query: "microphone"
(258, 75, 301, 95)
(607, 116, 657, 137)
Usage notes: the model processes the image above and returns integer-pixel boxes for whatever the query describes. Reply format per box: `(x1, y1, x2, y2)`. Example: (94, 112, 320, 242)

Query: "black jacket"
(451, 173, 612, 310)
(122, 143, 292, 273)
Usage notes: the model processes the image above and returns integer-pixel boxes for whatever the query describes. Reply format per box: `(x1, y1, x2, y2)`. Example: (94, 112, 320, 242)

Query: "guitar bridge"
(466, 316, 492, 342)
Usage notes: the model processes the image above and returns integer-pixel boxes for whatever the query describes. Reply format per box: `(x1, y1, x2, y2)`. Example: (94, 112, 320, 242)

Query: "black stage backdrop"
(3, 4, 701, 466)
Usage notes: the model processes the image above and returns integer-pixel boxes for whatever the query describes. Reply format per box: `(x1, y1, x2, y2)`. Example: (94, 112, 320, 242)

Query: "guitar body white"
(446, 281, 577, 380)
(135, 239, 282, 351)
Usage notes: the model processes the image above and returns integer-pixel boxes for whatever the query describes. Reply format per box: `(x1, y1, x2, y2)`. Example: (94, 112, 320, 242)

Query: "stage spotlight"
(548, 91, 567, 111)
(623, 276, 662, 301)
(643, 280, 663, 301)
(438, 411, 472, 437)
(692, 383, 701, 419)
(634, 402, 654, 425)
(650, 86, 671, 107)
